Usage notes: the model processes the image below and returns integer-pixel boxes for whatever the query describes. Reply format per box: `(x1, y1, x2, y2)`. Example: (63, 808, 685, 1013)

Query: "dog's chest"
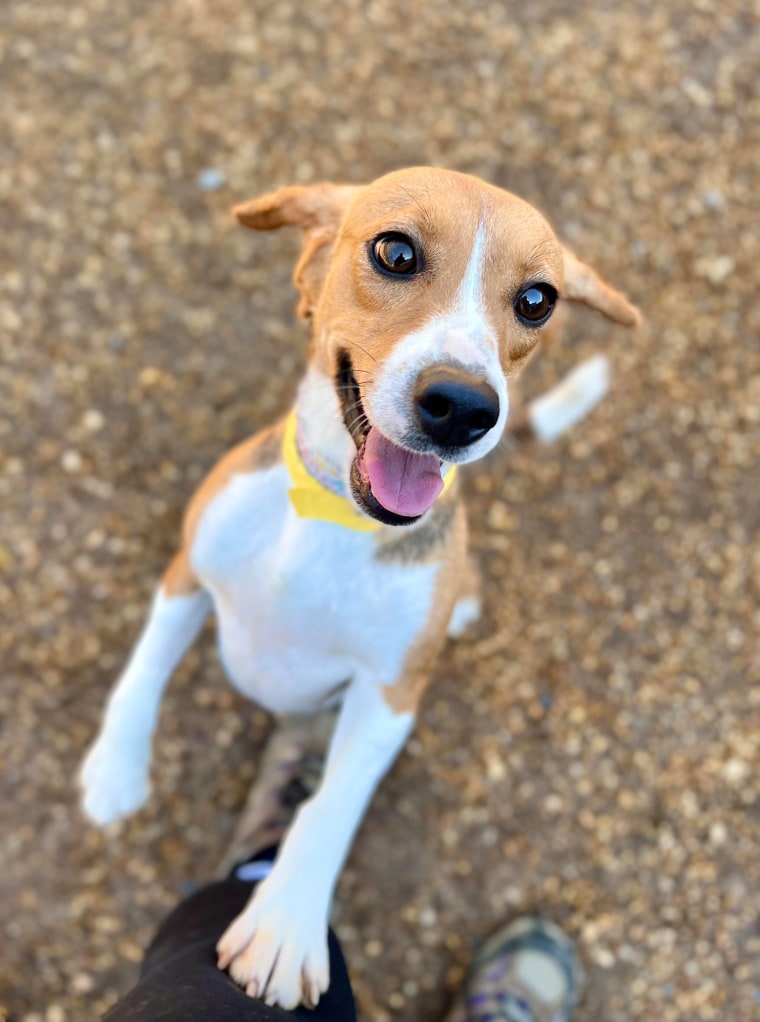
(190, 464, 439, 711)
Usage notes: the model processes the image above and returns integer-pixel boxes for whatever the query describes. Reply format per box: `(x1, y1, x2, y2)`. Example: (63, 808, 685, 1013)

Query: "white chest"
(189, 465, 439, 713)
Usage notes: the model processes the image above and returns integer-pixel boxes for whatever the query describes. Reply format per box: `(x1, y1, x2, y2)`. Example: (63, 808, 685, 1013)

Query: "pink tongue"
(363, 427, 443, 517)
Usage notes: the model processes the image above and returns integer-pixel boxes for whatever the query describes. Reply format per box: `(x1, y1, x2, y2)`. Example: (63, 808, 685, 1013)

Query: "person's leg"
(103, 712, 355, 1021)
(103, 873, 355, 1022)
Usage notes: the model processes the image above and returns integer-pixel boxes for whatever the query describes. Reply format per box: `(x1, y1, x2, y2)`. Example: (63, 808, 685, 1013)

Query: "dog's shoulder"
(182, 417, 286, 546)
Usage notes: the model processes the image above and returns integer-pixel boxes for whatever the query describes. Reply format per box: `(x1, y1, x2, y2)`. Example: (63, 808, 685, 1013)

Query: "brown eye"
(371, 233, 419, 275)
(514, 283, 557, 326)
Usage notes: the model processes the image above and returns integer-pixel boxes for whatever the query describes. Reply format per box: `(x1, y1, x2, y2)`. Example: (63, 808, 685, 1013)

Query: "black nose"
(414, 366, 500, 448)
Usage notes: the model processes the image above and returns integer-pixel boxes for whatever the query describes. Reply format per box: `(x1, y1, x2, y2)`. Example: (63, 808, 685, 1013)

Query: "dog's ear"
(562, 247, 642, 327)
(233, 183, 357, 232)
(233, 184, 359, 319)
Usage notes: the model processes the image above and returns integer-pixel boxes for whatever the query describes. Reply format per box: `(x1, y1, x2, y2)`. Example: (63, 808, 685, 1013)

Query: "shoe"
(445, 916, 584, 1022)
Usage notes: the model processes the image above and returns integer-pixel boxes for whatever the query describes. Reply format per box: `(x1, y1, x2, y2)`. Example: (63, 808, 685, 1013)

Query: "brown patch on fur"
(162, 548, 198, 597)
(382, 501, 469, 715)
(458, 553, 481, 607)
(374, 488, 460, 565)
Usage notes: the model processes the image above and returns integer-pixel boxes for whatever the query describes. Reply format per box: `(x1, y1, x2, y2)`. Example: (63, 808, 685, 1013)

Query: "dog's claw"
(308, 977, 322, 1007)
(217, 880, 329, 1009)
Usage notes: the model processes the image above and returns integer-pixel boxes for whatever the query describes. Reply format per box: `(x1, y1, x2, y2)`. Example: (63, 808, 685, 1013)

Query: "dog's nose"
(414, 367, 500, 448)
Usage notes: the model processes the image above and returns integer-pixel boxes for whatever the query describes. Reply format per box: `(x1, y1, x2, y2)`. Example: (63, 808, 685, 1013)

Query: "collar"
(282, 411, 458, 531)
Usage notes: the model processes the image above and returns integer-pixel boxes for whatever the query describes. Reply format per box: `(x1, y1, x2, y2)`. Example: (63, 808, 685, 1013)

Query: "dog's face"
(235, 168, 640, 526)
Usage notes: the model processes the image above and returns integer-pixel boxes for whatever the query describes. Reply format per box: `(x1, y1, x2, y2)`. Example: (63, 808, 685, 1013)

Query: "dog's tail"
(506, 354, 610, 443)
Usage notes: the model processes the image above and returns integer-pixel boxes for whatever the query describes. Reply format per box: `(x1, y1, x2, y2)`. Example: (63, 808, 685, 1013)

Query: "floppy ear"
(562, 247, 642, 328)
(233, 184, 359, 319)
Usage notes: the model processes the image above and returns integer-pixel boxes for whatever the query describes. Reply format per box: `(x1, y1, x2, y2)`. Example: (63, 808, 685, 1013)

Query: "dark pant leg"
(103, 878, 356, 1022)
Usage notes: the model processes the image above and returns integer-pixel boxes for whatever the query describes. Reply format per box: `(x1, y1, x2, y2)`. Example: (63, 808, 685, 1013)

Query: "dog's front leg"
(217, 676, 415, 1009)
(80, 582, 211, 825)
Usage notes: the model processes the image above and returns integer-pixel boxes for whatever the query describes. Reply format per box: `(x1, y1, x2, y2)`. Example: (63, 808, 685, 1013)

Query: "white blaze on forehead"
(456, 221, 487, 320)
(364, 218, 510, 460)
(429, 219, 496, 361)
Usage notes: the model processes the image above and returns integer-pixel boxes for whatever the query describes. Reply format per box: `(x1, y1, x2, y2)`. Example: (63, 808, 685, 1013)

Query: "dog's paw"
(79, 736, 151, 826)
(216, 878, 330, 1009)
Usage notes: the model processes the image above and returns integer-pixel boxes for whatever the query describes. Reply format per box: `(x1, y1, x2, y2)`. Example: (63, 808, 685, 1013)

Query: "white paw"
(217, 876, 330, 1010)
(79, 735, 151, 826)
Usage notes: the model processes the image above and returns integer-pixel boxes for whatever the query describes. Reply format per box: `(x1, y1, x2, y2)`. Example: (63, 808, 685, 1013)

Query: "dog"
(80, 167, 640, 1009)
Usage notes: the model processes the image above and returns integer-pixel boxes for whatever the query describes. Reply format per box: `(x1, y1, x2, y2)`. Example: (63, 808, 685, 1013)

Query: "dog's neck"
(293, 367, 353, 496)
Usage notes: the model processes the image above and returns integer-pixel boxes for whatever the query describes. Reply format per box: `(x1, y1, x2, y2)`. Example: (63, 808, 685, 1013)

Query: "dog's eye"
(371, 233, 418, 276)
(514, 283, 557, 326)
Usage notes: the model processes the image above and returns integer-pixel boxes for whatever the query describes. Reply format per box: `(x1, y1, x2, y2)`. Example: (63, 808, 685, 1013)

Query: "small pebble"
(60, 450, 83, 473)
(82, 409, 105, 432)
(197, 168, 226, 191)
(694, 255, 735, 284)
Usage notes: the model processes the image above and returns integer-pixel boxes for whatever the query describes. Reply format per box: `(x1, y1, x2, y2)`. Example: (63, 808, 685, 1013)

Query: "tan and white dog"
(80, 167, 640, 1009)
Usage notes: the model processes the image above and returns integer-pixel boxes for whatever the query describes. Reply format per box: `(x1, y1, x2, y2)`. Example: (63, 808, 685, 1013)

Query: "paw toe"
(228, 931, 279, 997)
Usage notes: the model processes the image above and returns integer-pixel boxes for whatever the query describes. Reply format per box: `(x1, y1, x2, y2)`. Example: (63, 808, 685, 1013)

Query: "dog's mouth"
(337, 352, 445, 527)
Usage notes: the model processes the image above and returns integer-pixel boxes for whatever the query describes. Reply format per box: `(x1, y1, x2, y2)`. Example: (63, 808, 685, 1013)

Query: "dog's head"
(235, 168, 640, 526)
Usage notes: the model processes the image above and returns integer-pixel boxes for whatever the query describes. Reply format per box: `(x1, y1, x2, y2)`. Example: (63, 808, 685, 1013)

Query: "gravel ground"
(1, 1, 758, 1020)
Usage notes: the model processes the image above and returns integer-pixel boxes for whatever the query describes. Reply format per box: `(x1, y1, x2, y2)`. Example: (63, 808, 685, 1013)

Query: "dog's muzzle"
(336, 353, 495, 527)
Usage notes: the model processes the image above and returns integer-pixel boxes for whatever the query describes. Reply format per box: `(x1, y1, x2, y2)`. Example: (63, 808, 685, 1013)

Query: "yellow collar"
(282, 411, 457, 531)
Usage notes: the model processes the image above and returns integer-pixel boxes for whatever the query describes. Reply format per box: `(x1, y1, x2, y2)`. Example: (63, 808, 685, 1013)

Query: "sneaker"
(445, 916, 584, 1022)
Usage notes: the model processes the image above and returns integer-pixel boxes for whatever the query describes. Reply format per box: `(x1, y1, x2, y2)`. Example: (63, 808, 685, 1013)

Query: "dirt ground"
(1, 1, 757, 1020)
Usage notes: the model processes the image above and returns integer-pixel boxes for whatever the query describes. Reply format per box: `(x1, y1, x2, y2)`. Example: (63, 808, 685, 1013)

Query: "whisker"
(346, 341, 378, 365)
(342, 400, 365, 419)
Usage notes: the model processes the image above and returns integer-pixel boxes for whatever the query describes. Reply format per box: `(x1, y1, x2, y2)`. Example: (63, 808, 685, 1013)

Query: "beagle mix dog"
(80, 168, 640, 1009)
